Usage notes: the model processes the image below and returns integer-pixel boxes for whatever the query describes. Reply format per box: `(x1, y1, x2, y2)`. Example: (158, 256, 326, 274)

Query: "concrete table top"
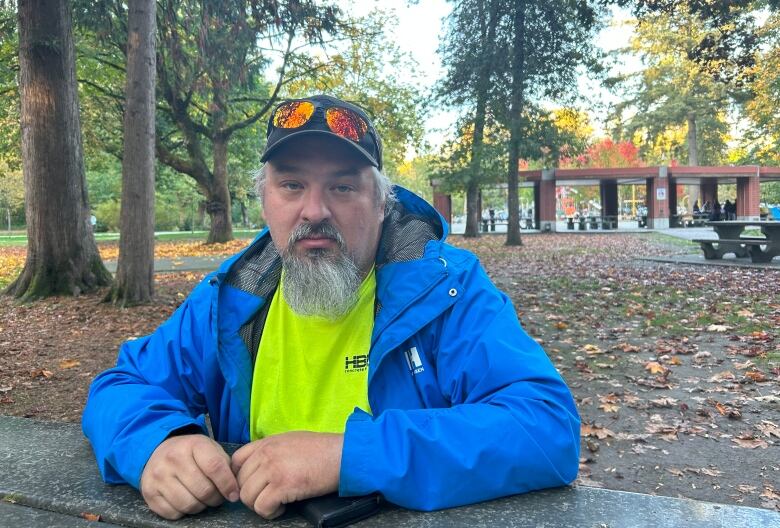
(1, 416, 778, 528)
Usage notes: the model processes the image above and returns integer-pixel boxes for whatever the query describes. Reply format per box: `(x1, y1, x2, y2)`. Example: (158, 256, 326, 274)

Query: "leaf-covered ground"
(1, 232, 778, 510)
(0, 239, 251, 288)
(449, 232, 779, 511)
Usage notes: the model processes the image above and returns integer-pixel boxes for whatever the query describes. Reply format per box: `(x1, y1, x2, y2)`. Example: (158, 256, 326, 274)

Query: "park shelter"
(431, 166, 780, 231)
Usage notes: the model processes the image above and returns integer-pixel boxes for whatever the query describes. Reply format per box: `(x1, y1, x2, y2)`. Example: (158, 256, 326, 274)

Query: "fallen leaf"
(613, 342, 640, 353)
(599, 403, 620, 413)
(731, 436, 768, 449)
(59, 359, 81, 369)
(706, 324, 730, 332)
(667, 468, 684, 477)
(745, 371, 767, 382)
(708, 371, 736, 382)
(650, 397, 677, 408)
(644, 361, 666, 375)
(30, 369, 53, 379)
(554, 321, 569, 330)
(581, 423, 615, 439)
(757, 420, 780, 439)
(80, 512, 101, 522)
(581, 344, 604, 355)
(668, 356, 683, 366)
(700, 468, 722, 477)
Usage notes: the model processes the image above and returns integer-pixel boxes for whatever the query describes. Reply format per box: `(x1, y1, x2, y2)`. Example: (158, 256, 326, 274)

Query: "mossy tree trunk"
(7, 0, 111, 301)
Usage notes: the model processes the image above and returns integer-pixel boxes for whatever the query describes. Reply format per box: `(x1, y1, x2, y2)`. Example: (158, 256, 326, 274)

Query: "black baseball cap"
(260, 95, 383, 170)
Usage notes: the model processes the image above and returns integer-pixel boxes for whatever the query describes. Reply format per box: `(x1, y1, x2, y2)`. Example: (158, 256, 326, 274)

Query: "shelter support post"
(430, 179, 452, 226)
(533, 182, 541, 230)
(599, 181, 619, 228)
(736, 175, 760, 221)
(646, 166, 669, 229)
(539, 169, 556, 232)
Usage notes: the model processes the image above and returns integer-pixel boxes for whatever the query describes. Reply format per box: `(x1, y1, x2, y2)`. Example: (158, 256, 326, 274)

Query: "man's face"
(262, 135, 385, 278)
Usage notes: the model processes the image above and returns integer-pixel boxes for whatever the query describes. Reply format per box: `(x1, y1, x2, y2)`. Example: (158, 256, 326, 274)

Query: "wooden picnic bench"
(693, 221, 780, 263)
(2, 416, 777, 528)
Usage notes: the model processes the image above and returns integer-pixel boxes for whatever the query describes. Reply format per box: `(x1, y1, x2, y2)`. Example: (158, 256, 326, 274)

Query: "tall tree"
(106, 0, 157, 306)
(608, 8, 731, 207)
(439, 0, 502, 237)
(77, 0, 343, 243)
(499, 0, 604, 245)
(624, 0, 780, 86)
(7, 0, 111, 300)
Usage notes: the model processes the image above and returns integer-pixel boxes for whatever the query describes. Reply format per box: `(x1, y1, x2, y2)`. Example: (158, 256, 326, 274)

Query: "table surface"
(1, 416, 778, 528)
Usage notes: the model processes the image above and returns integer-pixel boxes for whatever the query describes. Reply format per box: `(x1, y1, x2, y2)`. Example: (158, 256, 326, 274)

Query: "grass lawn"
(0, 229, 263, 247)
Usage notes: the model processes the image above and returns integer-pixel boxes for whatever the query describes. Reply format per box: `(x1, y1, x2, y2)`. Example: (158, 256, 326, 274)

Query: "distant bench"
(694, 221, 780, 263)
(692, 237, 764, 260)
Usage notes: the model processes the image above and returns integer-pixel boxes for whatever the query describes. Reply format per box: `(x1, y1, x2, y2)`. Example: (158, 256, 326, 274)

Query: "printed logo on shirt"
(404, 346, 424, 375)
(344, 354, 369, 373)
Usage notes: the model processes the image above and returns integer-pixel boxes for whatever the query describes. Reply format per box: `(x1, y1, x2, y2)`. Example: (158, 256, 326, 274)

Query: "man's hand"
(140, 434, 240, 520)
(231, 431, 343, 519)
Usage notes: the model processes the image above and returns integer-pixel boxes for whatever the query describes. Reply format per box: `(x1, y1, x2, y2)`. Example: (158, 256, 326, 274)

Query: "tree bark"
(207, 137, 233, 243)
(107, 0, 157, 306)
(464, 0, 499, 238)
(686, 112, 700, 210)
(465, 180, 480, 237)
(506, 1, 526, 247)
(7, 0, 111, 301)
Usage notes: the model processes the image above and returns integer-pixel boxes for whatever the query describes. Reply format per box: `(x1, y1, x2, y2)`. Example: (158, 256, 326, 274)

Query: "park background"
(1, 0, 779, 514)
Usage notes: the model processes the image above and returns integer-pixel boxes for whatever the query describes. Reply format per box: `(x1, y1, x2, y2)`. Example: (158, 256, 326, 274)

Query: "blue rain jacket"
(82, 187, 580, 511)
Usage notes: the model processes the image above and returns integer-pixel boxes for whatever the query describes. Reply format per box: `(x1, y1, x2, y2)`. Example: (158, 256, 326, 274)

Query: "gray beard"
(280, 224, 363, 321)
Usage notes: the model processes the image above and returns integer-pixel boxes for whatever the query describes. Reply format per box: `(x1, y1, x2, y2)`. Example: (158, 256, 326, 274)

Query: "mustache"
(287, 222, 346, 250)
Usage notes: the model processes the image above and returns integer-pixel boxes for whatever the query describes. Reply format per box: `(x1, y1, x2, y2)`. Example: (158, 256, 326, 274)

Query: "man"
(83, 95, 580, 521)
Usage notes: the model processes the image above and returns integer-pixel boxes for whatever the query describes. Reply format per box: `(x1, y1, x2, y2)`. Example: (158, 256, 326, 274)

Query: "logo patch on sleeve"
(404, 347, 424, 375)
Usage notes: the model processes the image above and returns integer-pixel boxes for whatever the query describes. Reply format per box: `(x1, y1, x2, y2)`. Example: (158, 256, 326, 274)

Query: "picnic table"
(693, 221, 780, 263)
(1, 417, 778, 528)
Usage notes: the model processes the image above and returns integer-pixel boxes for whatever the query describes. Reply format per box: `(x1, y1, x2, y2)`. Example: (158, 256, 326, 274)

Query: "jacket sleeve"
(339, 260, 580, 510)
(81, 276, 215, 489)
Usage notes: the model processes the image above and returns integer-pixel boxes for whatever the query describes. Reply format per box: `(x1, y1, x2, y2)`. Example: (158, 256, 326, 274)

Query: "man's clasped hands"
(139, 431, 344, 520)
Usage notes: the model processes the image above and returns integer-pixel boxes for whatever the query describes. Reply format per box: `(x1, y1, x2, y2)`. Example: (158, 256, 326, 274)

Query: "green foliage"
(431, 118, 509, 194)
(624, 0, 780, 86)
(736, 13, 780, 166)
(94, 200, 120, 231)
(608, 8, 731, 165)
(282, 10, 425, 177)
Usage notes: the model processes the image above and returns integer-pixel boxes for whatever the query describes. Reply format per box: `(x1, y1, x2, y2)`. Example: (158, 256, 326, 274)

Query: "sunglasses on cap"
(263, 97, 382, 170)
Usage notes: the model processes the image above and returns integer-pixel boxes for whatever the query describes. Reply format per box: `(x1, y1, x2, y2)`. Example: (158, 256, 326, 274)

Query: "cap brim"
(260, 130, 379, 168)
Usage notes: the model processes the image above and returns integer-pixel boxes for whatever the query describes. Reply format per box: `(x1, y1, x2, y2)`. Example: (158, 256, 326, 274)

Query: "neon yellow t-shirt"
(249, 268, 375, 440)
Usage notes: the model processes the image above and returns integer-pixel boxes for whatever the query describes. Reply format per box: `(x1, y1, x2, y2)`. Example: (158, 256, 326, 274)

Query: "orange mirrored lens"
(326, 107, 368, 142)
(273, 101, 315, 129)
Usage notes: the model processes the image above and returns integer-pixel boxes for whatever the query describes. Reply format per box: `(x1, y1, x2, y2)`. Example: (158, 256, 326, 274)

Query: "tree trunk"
(207, 137, 233, 243)
(107, 0, 157, 306)
(7, 0, 111, 301)
(464, 0, 499, 239)
(505, 1, 526, 247)
(239, 200, 248, 228)
(465, 180, 480, 237)
(686, 112, 700, 211)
